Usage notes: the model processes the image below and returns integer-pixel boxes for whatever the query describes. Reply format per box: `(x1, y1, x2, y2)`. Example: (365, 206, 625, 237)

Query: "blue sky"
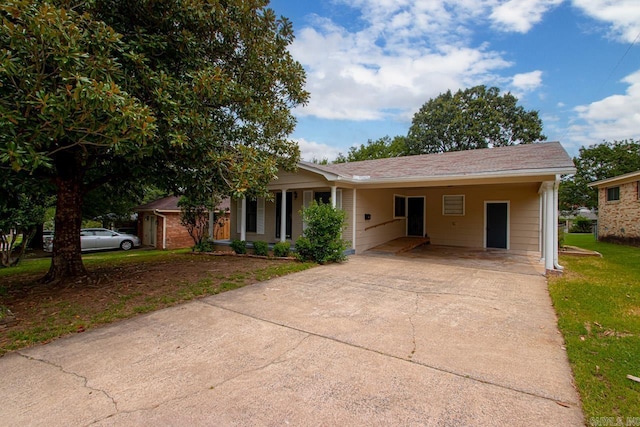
(268, 0, 640, 161)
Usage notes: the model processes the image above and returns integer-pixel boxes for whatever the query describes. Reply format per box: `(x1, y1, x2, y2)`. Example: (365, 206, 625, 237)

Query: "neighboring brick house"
(589, 170, 640, 245)
(135, 196, 230, 250)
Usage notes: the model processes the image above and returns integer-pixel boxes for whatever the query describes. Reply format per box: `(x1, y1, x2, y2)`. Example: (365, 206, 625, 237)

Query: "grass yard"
(549, 234, 640, 423)
(0, 249, 315, 355)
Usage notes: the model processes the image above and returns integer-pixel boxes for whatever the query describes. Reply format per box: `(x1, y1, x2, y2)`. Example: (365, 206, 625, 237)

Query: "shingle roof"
(302, 142, 574, 181)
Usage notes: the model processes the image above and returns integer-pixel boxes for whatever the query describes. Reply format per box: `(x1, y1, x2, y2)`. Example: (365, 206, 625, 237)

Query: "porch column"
(543, 181, 555, 272)
(280, 189, 287, 242)
(331, 186, 337, 208)
(553, 177, 563, 270)
(240, 197, 247, 241)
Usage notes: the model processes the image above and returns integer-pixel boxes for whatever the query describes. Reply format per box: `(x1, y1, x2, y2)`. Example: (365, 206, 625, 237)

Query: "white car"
(44, 228, 141, 252)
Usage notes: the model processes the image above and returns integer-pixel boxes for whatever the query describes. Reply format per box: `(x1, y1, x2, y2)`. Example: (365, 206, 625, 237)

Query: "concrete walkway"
(0, 255, 583, 426)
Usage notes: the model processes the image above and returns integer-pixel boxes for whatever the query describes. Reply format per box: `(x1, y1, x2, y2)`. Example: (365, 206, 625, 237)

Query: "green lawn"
(549, 234, 640, 422)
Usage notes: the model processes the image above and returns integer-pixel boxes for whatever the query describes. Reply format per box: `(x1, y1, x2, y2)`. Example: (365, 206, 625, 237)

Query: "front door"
(407, 197, 424, 237)
(486, 202, 508, 249)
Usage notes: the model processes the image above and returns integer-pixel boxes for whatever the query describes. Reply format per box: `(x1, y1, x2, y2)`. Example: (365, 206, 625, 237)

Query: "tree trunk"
(42, 153, 88, 284)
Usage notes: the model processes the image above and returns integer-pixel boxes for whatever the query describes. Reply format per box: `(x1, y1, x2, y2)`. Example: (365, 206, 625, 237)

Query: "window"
(637, 181, 640, 200)
(606, 186, 620, 202)
(314, 191, 331, 205)
(275, 192, 292, 239)
(246, 199, 257, 232)
(443, 195, 465, 215)
(394, 195, 406, 218)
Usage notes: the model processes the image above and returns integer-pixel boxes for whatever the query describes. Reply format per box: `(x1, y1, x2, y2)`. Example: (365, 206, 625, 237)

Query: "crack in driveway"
(15, 352, 119, 415)
(203, 299, 578, 408)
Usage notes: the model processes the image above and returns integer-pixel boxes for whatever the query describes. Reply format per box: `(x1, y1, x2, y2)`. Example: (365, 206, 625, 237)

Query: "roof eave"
(336, 166, 576, 185)
(588, 170, 640, 188)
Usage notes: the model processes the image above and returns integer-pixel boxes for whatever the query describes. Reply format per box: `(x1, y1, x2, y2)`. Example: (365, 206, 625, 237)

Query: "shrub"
(570, 216, 592, 233)
(253, 240, 269, 257)
(230, 239, 247, 254)
(193, 239, 215, 252)
(295, 201, 348, 264)
(273, 241, 291, 257)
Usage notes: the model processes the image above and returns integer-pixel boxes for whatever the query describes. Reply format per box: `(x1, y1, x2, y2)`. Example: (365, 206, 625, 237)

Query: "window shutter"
(256, 197, 265, 235)
(336, 189, 342, 210)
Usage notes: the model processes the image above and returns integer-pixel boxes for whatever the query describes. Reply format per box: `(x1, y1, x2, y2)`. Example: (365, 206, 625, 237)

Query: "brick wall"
(156, 213, 195, 249)
(597, 180, 640, 242)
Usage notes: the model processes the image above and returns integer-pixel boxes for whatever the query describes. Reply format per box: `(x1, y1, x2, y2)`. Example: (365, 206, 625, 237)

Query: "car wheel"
(120, 240, 133, 251)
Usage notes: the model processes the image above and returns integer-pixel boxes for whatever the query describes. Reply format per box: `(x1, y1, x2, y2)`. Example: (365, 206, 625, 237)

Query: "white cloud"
(490, 0, 563, 33)
(567, 69, 640, 146)
(296, 138, 343, 162)
(573, 0, 640, 43)
(511, 70, 543, 92)
(291, 1, 537, 122)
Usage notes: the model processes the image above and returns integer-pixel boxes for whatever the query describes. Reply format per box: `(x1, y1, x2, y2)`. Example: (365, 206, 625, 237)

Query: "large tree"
(559, 139, 640, 211)
(0, 0, 308, 283)
(406, 85, 546, 154)
(334, 136, 407, 163)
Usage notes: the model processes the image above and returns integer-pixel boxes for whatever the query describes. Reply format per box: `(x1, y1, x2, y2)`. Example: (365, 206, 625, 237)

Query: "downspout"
(553, 176, 564, 271)
(154, 210, 167, 250)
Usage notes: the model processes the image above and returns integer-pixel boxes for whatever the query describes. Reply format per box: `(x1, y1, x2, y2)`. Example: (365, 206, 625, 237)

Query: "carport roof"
(299, 142, 575, 184)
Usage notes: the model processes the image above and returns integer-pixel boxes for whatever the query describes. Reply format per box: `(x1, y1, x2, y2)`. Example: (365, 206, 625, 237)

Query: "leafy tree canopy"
(0, 0, 308, 282)
(406, 85, 546, 154)
(560, 139, 640, 211)
(334, 136, 407, 163)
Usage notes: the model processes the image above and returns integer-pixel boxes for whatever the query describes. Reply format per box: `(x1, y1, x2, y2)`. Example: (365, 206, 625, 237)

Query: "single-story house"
(588, 170, 640, 245)
(135, 196, 230, 249)
(230, 142, 575, 273)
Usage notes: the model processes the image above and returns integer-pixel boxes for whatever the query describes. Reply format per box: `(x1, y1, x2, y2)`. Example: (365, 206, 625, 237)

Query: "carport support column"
(543, 181, 555, 273)
(280, 189, 287, 242)
(331, 186, 337, 208)
(240, 197, 247, 242)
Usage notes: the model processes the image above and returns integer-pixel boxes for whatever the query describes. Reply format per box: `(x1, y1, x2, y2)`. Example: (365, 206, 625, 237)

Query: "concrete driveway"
(1, 255, 583, 426)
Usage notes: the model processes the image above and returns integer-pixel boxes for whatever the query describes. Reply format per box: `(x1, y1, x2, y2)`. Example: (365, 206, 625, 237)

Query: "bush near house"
(230, 239, 247, 254)
(295, 201, 348, 264)
(569, 215, 593, 233)
(253, 241, 269, 257)
(273, 241, 291, 258)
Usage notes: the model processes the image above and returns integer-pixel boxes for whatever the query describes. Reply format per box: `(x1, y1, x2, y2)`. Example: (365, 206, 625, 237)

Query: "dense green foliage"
(334, 136, 407, 163)
(569, 216, 593, 233)
(252, 240, 269, 257)
(273, 241, 291, 257)
(406, 85, 545, 154)
(230, 239, 247, 255)
(549, 234, 640, 421)
(295, 201, 348, 264)
(0, 0, 308, 281)
(559, 139, 640, 210)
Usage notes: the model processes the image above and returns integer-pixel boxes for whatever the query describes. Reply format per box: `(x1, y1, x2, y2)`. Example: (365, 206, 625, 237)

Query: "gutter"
(154, 209, 168, 250)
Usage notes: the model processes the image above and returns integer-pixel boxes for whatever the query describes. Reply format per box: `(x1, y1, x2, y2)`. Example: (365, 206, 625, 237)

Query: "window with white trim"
(443, 195, 465, 215)
(394, 195, 406, 218)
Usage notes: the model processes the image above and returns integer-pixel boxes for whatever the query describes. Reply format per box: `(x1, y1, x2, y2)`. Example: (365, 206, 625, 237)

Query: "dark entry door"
(486, 202, 508, 249)
(407, 197, 424, 237)
(275, 192, 292, 239)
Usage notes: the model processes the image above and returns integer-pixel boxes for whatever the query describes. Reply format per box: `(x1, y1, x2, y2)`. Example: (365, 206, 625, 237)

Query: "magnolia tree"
(0, 0, 308, 283)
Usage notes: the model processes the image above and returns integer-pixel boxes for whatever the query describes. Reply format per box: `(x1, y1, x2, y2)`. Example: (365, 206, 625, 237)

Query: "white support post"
(553, 177, 563, 270)
(331, 186, 337, 208)
(543, 182, 555, 272)
(240, 197, 247, 242)
(280, 189, 287, 242)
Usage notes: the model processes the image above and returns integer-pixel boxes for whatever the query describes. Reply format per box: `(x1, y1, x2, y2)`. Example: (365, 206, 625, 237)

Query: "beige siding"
(271, 169, 330, 189)
(355, 189, 407, 253)
(351, 183, 541, 253)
